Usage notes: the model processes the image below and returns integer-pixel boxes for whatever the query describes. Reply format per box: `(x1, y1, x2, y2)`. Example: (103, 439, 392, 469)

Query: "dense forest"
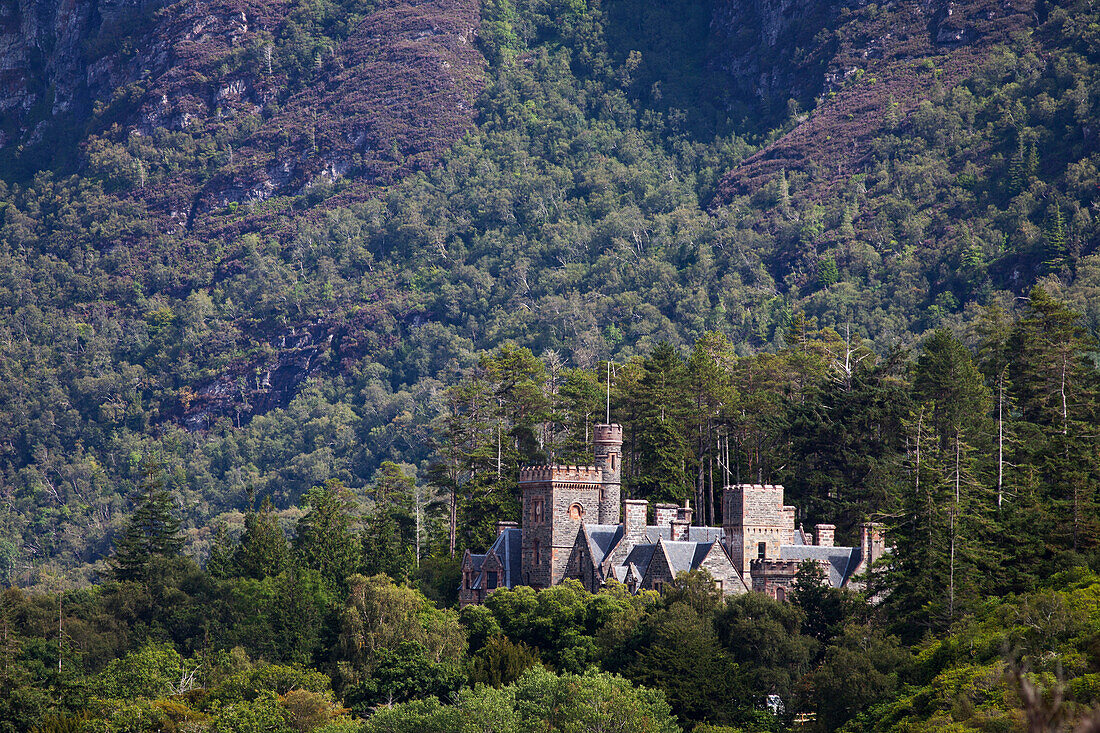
(2, 0, 1100, 728)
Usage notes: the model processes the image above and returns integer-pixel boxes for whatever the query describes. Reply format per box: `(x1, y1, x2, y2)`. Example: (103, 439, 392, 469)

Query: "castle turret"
(592, 423, 623, 524)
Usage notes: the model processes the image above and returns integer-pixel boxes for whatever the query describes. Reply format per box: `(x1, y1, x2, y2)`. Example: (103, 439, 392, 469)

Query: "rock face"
(1, 0, 484, 206)
(709, 0, 842, 116)
(0, 0, 109, 144)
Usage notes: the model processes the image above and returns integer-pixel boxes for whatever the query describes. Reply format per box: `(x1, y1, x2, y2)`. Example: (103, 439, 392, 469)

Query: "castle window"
(533, 499, 544, 524)
(776, 586, 786, 602)
(486, 572, 498, 590)
(757, 541, 766, 560)
(568, 503, 585, 521)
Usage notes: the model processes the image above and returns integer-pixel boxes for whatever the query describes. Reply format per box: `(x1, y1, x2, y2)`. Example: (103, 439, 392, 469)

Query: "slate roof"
(662, 540, 708, 573)
(488, 527, 523, 589)
(584, 524, 624, 566)
(622, 543, 657, 578)
(779, 545, 862, 588)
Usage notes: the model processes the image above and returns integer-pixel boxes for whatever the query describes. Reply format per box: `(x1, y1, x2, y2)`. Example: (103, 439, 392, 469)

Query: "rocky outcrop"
(709, 0, 843, 116)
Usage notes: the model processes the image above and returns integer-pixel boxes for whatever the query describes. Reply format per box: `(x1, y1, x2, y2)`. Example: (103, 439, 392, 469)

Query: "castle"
(459, 423, 885, 606)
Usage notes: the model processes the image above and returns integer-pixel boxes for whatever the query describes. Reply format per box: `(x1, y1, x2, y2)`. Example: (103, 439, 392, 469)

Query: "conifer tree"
(362, 462, 416, 579)
(294, 479, 361, 592)
(233, 497, 289, 580)
(629, 342, 691, 502)
(1008, 287, 1100, 558)
(111, 457, 183, 582)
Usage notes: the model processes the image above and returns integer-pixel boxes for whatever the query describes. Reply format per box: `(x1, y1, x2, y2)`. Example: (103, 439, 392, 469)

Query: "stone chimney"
(623, 499, 648, 537)
(670, 519, 690, 541)
(654, 503, 678, 532)
(676, 499, 693, 525)
(815, 524, 835, 547)
(497, 520, 519, 536)
(860, 522, 885, 566)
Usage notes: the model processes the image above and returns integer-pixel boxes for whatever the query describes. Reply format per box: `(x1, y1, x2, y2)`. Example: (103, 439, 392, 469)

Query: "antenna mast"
(606, 361, 611, 423)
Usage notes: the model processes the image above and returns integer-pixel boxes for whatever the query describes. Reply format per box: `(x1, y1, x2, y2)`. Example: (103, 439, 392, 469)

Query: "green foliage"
(93, 642, 185, 700)
(294, 480, 362, 592)
(469, 636, 540, 688)
(362, 665, 681, 733)
(233, 499, 291, 581)
(111, 457, 183, 582)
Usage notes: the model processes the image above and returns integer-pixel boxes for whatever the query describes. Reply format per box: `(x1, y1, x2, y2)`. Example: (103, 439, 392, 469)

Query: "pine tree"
(1008, 287, 1100, 559)
(363, 462, 416, 580)
(233, 497, 289, 580)
(111, 457, 183, 582)
(294, 479, 361, 591)
(629, 343, 691, 502)
(910, 329, 995, 622)
(1042, 198, 1067, 273)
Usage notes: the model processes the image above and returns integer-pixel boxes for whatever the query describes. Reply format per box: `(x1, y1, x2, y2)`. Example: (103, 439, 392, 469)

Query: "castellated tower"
(519, 465, 602, 588)
(722, 484, 798, 577)
(592, 423, 623, 524)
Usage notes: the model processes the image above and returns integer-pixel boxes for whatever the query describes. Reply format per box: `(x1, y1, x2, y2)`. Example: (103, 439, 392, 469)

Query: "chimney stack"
(623, 499, 648, 537)
(497, 520, 519, 537)
(654, 503, 678, 533)
(860, 522, 885, 566)
(815, 524, 835, 547)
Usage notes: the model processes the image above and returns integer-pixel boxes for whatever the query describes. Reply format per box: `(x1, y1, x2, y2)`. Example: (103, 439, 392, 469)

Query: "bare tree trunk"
(997, 370, 1004, 510)
(949, 430, 960, 621)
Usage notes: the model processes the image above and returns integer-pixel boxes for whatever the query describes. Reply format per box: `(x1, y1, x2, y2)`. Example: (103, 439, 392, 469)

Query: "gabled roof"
(623, 543, 657, 579)
(662, 540, 705, 574)
(488, 527, 523, 589)
(779, 545, 861, 588)
(583, 524, 624, 566)
(465, 553, 486, 573)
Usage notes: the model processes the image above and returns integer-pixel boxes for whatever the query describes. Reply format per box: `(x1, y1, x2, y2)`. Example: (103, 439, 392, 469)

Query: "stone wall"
(723, 484, 795, 576)
(520, 465, 602, 587)
(593, 423, 623, 524)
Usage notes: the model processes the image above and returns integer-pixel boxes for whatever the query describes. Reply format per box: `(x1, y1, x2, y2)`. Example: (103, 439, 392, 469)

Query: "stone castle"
(460, 423, 885, 606)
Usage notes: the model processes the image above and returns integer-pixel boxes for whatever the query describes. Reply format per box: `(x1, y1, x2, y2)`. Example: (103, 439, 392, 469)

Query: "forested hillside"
(4, 0, 1098, 586)
(2, 0, 1100, 728)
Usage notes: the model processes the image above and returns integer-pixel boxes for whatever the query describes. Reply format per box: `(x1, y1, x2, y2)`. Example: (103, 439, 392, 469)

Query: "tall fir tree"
(233, 497, 290, 580)
(111, 457, 183, 582)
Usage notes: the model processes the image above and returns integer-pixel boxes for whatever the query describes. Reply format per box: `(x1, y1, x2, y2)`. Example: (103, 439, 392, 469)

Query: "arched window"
(568, 503, 585, 521)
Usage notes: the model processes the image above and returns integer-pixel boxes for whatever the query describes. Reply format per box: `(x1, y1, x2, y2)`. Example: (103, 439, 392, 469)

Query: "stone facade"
(519, 464, 603, 588)
(723, 484, 798, 577)
(592, 423, 623, 524)
(460, 430, 888, 606)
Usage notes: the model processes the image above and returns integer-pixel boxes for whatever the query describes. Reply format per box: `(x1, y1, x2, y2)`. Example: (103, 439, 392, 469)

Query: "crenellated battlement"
(750, 558, 802, 574)
(519, 464, 603, 484)
(592, 423, 624, 444)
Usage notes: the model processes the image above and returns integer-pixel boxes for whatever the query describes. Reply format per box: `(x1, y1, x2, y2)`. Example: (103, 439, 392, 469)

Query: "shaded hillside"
(714, 0, 1038, 199)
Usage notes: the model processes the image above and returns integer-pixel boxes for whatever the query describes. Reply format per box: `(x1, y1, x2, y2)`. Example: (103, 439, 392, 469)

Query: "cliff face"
(1, 0, 485, 200)
(709, 0, 842, 117)
(0, 0, 117, 146)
